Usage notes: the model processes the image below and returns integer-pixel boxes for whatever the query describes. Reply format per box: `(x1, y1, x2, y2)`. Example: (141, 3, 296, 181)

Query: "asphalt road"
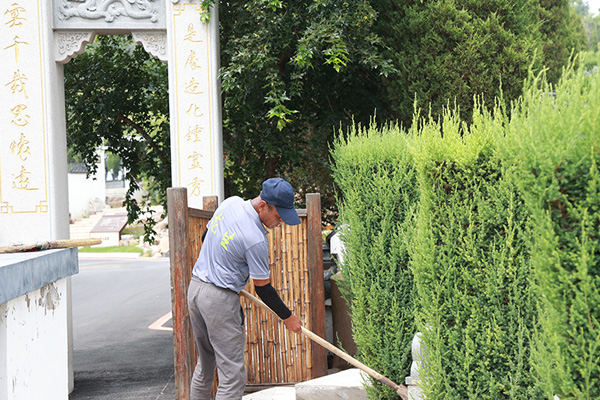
(69, 256, 176, 400)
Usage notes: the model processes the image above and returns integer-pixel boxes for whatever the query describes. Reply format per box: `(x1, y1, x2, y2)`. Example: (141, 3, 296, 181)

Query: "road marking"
(149, 311, 173, 331)
(156, 372, 175, 400)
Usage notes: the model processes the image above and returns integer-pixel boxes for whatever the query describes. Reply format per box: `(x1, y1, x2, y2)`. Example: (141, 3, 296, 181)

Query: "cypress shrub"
(502, 63, 600, 399)
(331, 123, 418, 400)
(409, 106, 540, 399)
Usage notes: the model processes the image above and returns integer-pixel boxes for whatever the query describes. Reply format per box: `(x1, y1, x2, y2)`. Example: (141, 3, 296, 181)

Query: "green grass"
(78, 245, 143, 254)
(121, 224, 144, 237)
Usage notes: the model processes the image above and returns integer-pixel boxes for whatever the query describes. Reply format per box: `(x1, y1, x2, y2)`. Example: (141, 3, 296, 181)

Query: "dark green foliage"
(218, 0, 586, 222)
(374, 0, 540, 127)
(409, 107, 540, 399)
(331, 125, 418, 400)
(502, 62, 600, 399)
(219, 0, 395, 217)
(372, 0, 586, 127)
(64, 1, 588, 232)
(535, 0, 587, 84)
(64, 35, 170, 242)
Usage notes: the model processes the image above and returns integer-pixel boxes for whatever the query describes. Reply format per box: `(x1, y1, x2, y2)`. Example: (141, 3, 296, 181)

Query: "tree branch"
(117, 113, 169, 166)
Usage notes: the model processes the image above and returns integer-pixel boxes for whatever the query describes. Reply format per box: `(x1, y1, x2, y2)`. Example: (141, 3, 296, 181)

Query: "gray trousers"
(187, 277, 246, 400)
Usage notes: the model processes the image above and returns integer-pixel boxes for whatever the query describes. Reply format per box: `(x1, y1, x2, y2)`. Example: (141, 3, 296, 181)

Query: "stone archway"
(0, 1, 223, 398)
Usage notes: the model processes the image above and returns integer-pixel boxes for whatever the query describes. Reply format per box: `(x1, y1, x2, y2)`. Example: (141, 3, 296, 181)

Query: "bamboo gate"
(167, 188, 327, 400)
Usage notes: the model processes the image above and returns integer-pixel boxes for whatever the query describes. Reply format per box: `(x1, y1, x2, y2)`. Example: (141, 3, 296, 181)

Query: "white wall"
(0, 279, 69, 400)
(67, 158, 106, 220)
(67, 173, 106, 219)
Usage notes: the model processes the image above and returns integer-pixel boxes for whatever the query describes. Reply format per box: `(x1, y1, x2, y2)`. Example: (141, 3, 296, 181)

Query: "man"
(187, 177, 303, 399)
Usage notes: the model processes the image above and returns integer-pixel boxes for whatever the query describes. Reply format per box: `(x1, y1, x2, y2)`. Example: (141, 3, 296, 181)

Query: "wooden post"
(168, 188, 195, 400)
(203, 196, 218, 211)
(306, 193, 327, 378)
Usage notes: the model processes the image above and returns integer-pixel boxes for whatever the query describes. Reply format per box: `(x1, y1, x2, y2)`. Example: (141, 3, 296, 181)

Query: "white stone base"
(0, 279, 69, 400)
(295, 369, 368, 400)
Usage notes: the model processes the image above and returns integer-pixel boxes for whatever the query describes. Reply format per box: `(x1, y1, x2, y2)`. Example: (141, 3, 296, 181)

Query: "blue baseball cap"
(260, 178, 301, 226)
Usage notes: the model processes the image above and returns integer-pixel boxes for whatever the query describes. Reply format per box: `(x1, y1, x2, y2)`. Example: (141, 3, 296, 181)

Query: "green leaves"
(322, 35, 350, 72)
(219, 0, 582, 219)
(373, 0, 585, 128)
(199, 0, 215, 23)
(220, 0, 394, 207)
(261, 0, 283, 12)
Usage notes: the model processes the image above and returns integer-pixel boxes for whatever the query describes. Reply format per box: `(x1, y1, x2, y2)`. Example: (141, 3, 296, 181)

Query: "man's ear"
(257, 199, 268, 212)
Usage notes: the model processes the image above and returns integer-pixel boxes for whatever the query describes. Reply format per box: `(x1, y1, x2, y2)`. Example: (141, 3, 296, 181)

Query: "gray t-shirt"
(192, 196, 271, 292)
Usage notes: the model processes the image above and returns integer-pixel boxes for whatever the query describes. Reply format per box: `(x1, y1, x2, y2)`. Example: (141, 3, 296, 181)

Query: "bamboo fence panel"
(240, 218, 314, 385)
(239, 201, 326, 385)
(168, 188, 326, 400)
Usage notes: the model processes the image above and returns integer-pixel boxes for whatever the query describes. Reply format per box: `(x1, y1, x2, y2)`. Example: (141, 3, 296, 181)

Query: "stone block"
(295, 369, 368, 400)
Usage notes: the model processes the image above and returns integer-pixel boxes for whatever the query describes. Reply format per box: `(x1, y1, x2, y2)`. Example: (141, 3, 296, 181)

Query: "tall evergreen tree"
(536, 0, 587, 84)
(373, 0, 585, 127)
(373, 0, 539, 126)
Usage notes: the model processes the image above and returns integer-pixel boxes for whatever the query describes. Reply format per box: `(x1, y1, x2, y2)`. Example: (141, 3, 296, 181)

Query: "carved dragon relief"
(57, 0, 159, 23)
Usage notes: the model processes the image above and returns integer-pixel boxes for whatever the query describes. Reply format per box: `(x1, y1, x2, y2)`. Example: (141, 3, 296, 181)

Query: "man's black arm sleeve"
(254, 283, 292, 320)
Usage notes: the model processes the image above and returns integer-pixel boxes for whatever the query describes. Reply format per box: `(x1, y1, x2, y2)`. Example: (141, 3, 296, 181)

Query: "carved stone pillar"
(166, 1, 224, 208)
(0, 1, 71, 399)
(1, 1, 69, 244)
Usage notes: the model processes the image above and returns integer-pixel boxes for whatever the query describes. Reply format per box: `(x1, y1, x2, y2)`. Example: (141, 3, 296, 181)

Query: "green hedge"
(408, 106, 539, 399)
(331, 123, 418, 400)
(502, 63, 600, 399)
(331, 59, 600, 400)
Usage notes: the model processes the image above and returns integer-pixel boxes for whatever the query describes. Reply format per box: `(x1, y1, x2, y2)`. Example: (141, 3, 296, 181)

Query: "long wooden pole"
(0, 238, 101, 253)
(239, 289, 409, 400)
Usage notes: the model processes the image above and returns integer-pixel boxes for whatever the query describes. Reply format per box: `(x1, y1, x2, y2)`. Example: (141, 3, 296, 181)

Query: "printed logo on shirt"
(208, 212, 237, 251)
(210, 212, 224, 234)
(220, 231, 236, 250)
